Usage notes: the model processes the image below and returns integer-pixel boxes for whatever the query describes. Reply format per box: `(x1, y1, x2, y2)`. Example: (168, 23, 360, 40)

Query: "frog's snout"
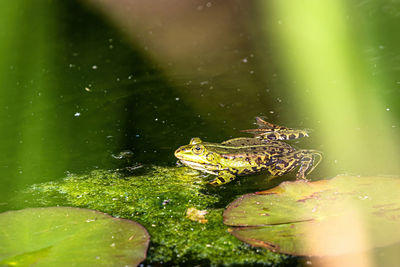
(174, 147, 184, 158)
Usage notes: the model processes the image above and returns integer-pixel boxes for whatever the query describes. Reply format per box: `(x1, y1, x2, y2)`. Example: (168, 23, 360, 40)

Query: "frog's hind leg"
(295, 150, 323, 179)
(241, 117, 309, 141)
(268, 157, 300, 177)
(268, 150, 323, 180)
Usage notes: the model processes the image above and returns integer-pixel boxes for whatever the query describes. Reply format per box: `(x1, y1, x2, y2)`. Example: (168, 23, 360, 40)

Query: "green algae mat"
(224, 175, 400, 256)
(17, 166, 285, 266)
(0, 207, 149, 266)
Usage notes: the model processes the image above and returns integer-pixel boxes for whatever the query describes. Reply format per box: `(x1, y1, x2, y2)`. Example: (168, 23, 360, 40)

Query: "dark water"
(1, 0, 399, 219)
(0, 1, 205, 203)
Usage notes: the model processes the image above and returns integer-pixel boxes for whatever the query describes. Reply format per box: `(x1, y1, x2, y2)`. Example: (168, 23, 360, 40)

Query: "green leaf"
(224, 175, 400, 256)
(0, 207, 149, 266)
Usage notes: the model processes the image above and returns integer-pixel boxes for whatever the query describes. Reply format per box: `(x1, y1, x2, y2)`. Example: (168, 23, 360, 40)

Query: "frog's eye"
(190, 137, 202, 145)
(192, 144, 204, 155)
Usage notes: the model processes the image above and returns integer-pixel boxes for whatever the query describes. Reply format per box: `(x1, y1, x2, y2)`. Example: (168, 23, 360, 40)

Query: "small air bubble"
(74, 112, 81, 117)
(92, 65, 98, 70)
(311, 207, 317, 212)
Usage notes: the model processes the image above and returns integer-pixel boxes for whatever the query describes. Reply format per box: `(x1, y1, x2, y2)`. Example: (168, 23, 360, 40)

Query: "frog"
(174, 119, 322, 185)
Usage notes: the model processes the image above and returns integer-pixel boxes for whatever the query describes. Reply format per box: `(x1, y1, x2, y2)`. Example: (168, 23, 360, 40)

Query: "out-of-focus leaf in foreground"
(224, 175, 400, 256)
(0, 207, 149, 266)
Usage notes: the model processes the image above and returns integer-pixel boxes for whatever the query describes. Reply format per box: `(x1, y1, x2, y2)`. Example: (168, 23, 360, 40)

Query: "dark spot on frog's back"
(278, 159, 289, 167)
(289, 134, 296, 139)
(298, 133, 305, 138)
(255, 157, 263, 165)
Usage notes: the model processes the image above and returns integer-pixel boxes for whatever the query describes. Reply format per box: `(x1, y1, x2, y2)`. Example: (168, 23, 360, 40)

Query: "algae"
(24, 166, 288, 266)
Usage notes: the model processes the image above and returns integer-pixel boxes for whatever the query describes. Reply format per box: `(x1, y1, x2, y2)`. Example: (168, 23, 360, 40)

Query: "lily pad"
(224, 175, 400, 256)
(0, 207, 149, 266)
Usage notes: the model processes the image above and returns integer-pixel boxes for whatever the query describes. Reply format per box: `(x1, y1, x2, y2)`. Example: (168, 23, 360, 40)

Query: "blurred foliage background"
(0, 0, 399, 219)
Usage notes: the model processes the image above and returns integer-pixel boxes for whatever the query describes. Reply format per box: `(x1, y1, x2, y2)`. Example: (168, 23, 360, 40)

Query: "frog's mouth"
(178, 160, 218, 175)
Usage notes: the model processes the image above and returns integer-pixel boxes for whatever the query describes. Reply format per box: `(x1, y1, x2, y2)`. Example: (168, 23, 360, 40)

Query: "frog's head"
(174, 137, 221, 173)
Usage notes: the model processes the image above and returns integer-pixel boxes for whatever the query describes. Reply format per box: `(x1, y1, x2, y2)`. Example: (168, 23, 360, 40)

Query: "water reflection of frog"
(174, 118, 322, 185)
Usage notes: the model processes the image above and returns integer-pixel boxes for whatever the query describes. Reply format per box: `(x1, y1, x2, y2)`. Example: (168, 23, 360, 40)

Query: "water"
(0, 0, 399, 203)
(0, 0, 399, 265)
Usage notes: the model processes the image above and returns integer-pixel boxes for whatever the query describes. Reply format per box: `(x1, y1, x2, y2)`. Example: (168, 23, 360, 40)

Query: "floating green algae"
(23, 166, 287, 266)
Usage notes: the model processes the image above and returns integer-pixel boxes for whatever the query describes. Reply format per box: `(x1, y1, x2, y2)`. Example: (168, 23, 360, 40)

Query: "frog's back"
(220, 137, 294, 155)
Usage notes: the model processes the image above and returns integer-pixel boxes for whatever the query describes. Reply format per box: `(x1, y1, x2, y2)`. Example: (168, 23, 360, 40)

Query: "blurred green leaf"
(0, 207, 149, 266)
(224, 175, 400, 256)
